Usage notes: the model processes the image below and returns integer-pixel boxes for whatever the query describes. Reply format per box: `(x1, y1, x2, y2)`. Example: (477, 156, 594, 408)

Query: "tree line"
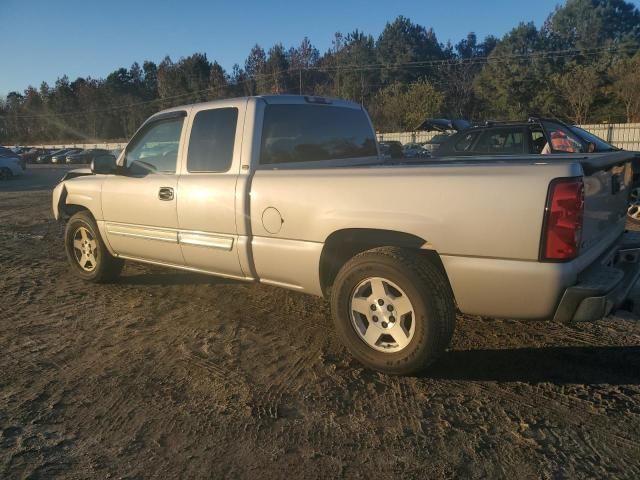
(2, 0, 640, 144)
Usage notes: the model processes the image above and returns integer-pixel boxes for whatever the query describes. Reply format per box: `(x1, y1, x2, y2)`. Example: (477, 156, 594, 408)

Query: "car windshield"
(569, 126, 619, 152)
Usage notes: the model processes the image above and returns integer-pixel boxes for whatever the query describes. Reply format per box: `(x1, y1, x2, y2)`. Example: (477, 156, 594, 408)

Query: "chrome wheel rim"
(349, 277, 416, 353)
(628, 187, 640, 220)
(72, 226, 98, 272)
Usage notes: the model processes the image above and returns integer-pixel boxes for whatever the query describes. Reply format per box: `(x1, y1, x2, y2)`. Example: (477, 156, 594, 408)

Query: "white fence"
(6, 123, 640, 152)
(377, 123, 640, 151)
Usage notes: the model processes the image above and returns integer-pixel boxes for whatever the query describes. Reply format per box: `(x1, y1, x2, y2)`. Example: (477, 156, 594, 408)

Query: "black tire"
(64, 210, 124, 282)
(331, 247, 455, 375)
(0, 167, 12, 180)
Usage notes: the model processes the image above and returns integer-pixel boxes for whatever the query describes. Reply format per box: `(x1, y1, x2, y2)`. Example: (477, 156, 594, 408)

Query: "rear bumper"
(553, 231, 640, 322)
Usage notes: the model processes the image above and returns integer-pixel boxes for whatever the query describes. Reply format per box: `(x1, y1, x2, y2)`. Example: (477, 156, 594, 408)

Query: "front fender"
(52, 182, 66, 221)
(52, 175, 104, 221)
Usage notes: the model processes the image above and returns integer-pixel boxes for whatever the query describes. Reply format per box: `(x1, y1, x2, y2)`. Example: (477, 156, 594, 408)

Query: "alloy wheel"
(349, 276, 416, 353)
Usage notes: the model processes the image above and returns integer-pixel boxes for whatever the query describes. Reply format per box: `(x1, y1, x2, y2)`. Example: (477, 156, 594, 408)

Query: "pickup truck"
(52, 95, 640, 375)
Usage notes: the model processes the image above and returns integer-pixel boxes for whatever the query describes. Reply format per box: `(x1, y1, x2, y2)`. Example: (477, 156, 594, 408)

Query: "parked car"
(0, 155, 25, 179)
(53, 96, 639, 375)
(37, 148, 70, 164)
(19, 148, 43, 165)
(416, 118, 471, 155)
(52, 148, 83, 164)
(433, 117, 621, 157)
(378, 140, 403, 159)
(0, 146, 26, 170)
(66, 149, 110, 164)
(420, 134, 450, 155)
(432, 117, 640, 223)
(402, 143, 428, 159)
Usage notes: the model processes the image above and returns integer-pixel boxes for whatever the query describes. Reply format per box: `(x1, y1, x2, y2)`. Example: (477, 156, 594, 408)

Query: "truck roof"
(155, 94, 363, 118)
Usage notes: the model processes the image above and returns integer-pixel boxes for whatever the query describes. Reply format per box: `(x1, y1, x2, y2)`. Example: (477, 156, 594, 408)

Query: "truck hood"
(60, 168, 93, 182)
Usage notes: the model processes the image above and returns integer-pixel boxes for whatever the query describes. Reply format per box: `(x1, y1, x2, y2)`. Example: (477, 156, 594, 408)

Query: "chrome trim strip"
(178, 231, 234, 251)
(105, 222, 177, 243)
(259, 278, 304, 290)
(105, 222, 235, 250)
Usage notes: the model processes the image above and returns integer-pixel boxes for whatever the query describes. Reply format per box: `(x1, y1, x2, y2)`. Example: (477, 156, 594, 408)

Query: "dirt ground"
(1, 166, 640, 479)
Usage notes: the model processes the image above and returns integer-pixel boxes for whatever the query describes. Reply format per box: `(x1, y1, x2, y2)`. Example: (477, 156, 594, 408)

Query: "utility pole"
(299, 69, 302, 95)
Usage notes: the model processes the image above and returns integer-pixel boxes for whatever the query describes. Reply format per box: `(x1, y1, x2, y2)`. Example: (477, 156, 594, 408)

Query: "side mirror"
(587, 142, 596, 153)
(91, 154, 118, 174)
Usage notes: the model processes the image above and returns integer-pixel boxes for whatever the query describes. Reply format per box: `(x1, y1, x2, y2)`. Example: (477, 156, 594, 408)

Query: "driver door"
(101, 111, 188, 265)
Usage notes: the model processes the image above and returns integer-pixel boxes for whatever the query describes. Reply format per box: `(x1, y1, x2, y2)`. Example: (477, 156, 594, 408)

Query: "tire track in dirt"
(469, 380, 640, 462)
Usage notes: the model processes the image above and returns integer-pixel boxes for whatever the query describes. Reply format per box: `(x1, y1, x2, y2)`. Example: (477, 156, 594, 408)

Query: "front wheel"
(64, 211, 124, 282)
(330, 247, 455, 375)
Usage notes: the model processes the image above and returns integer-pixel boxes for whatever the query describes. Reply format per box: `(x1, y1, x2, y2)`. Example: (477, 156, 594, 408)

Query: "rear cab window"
(259, 104, 377, 166)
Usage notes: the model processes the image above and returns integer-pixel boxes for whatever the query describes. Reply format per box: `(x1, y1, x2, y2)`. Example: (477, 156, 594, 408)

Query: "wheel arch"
(55, 183, 101, 223)
(319, 228, 449, 296)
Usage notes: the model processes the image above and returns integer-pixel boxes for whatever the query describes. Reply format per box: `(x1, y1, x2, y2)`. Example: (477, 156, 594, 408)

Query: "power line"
(3, 44, 636, 120)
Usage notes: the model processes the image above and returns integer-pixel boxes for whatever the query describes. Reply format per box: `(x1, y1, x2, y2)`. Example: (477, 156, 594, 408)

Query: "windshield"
(569, 126, 619, 152)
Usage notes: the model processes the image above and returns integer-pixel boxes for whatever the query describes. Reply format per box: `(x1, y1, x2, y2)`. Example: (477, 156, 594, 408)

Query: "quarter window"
(126, 116, 184, 174)
(187, 108, 238, 172)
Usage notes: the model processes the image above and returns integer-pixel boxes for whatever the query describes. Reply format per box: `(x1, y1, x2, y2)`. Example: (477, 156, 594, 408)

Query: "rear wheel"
(64, 211, 124, 282)
(331, 247, 455, 375)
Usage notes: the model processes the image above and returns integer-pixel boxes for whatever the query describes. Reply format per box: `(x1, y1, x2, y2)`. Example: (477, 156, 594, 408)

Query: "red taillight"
(541, 177, 584, 261)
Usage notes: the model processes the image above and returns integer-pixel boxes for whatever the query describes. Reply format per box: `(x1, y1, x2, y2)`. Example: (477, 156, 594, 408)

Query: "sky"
(0, 0, 604, 97)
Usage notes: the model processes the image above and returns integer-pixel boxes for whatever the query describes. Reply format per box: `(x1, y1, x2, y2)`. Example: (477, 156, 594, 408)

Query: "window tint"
(126, 116, 184, 173)
(474, 128, 524, 154)
(542, 121, 584, 154)
(187, 108, 238, 172)
(260, 104, 377, 165)
(530, 128, 547, 154)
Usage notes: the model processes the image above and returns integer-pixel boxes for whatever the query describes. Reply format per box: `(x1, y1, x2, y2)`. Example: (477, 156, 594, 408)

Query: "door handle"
(158, 187, 174, 201)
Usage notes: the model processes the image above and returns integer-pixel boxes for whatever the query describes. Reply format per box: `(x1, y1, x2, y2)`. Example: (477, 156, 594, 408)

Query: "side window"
(187, 108, 238, 172)
(541, 122, 584, 154)
(530, 128, 547, 154)
(453, 132, 480, 152)
(474, 128, 524, 154)
(126, 116, 184, 174)
(260, 104, 377, 165)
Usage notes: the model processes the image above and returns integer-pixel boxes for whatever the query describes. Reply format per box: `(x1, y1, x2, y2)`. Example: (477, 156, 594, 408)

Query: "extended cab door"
(175, 101, 247, 279)
(101, 111, 187, 265)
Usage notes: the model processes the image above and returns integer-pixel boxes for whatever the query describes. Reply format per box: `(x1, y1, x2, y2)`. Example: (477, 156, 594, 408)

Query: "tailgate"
(581, 152, 634, 253)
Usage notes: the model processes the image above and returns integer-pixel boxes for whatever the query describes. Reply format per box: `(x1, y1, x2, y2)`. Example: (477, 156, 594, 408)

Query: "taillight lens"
(541, 177, 584, 261)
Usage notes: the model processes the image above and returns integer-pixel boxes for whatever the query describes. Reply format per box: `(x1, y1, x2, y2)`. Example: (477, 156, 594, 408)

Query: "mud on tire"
(64, 210, 124, 282)
(331, 247, 455, 375)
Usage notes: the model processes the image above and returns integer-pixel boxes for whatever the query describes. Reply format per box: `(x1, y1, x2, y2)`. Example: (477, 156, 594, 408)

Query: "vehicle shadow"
(425, 345, 640, 385)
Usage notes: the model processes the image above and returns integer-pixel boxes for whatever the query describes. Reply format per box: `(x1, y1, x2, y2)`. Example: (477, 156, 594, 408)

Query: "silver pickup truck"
(52, 95, 640, 375)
